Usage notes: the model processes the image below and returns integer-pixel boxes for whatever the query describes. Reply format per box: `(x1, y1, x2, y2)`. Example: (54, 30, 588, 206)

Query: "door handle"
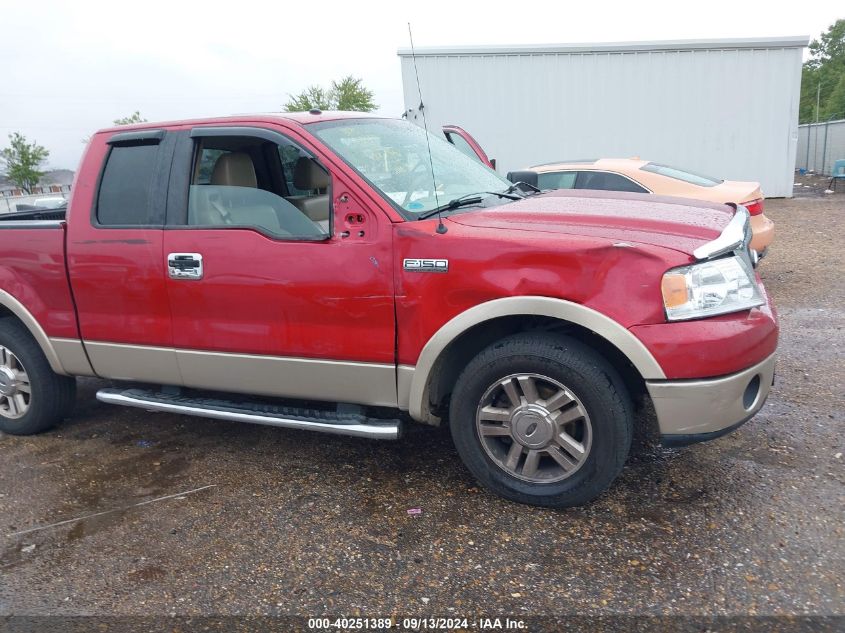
(167, 253, 203, 280)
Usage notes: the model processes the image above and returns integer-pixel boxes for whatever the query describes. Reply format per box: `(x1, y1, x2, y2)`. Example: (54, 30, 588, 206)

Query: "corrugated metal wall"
(400, 41, 804, 197)
(796, 120, 845, 176)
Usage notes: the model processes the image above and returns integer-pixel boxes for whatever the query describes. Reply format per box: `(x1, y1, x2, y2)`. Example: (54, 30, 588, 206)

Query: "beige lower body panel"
(176, 348, 397, 407)
(83, 341, 398, 408)
(397, 365, 415, 411)
(647, 354, 776, 437)
(49, 338, 96, 376)
(85, 341, 182, 384)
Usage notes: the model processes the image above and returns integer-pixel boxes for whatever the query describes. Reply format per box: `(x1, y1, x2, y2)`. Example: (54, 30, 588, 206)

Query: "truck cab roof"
(95, 110, 388, 135)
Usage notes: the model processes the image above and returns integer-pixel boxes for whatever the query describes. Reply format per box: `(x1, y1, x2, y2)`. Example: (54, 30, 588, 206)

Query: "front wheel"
(449, 333, 633, 508)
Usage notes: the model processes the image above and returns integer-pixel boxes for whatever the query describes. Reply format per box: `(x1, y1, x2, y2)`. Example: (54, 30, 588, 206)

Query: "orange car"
(507, 158, 774, 255)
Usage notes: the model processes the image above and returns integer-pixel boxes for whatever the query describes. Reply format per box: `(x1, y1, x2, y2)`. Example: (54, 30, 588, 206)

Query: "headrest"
(581, 172, 608, 189)
(293, 157, 330, 190)
(211, 152, 257, 188)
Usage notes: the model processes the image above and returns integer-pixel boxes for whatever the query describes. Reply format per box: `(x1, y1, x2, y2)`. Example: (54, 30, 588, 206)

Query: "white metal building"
(398, 37, 807, 197)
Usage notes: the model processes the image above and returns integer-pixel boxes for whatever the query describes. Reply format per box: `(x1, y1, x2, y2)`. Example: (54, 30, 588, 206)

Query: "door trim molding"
(84, 341, 398, 408)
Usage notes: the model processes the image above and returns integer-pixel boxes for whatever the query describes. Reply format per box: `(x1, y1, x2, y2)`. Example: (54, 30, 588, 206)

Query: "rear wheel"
(0, 319, 76, 435)
(449, 333, 632, 508)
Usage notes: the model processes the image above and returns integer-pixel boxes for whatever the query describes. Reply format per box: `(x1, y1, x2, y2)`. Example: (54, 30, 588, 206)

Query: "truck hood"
(447, 189, 735, 255)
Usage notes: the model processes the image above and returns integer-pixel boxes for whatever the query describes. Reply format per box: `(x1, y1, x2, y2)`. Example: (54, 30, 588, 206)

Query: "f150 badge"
(403, 258, 449, 273)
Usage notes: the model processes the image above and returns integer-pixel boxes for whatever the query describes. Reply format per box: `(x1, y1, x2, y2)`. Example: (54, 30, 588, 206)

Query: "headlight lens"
(661, 256, 764, 321)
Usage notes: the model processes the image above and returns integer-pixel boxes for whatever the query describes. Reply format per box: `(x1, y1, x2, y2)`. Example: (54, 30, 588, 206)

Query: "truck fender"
(403, 296, 666, 423)
(0, 289, 90, 376)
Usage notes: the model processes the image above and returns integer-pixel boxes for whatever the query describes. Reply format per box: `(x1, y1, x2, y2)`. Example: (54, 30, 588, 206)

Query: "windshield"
(309, 118, 511, 217)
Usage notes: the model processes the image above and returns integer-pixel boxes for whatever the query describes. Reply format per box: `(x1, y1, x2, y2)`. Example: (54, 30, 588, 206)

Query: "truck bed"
(0, 207, 67, 223)
(0, 213, 80, 341)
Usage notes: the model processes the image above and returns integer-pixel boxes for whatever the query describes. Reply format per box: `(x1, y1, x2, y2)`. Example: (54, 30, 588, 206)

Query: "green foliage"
(113, 111, 147, 125)
(284, 86, 334, 112)
(331, 76, 377, 112)
(800, 20, 845, 123)
(284, 76, 376, 113)
(0, 133, 49, 194)
(807, 19, 845, 69)
(82, 111, 149, 144)
(826, 73, 845, 121)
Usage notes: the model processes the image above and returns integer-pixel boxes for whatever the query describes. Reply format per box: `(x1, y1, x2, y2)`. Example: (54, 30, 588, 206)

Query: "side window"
(97, 143, 160, 225)
(445, 132, 484, 164)
(187, 135, 330, 239)
(537, 171, 577, 190)
(278, 143, 315, 196)
(575, 171, 649, 193)
(195, 149, 229, 184)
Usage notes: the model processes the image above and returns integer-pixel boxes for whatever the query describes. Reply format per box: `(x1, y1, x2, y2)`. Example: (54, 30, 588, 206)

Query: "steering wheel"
(398, 161, 438, 207)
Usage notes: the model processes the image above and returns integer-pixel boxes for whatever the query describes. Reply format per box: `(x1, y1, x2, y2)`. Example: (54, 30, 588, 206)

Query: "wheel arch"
(0, 289, 69, 375)
(404, 296, 665, 424)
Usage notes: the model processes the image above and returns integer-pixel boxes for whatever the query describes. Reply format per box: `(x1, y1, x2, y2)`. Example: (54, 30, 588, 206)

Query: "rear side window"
(97, 144, 159, 225)
(575, 171, 649, 193)
(538, 171, 577, 190)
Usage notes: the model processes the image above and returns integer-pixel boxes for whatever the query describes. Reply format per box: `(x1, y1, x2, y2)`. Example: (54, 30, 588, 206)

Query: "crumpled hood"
(448, 189, 735, 255)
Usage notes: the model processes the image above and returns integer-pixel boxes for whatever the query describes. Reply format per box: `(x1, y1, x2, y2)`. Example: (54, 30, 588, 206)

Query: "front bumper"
(648, 353, 776, 447)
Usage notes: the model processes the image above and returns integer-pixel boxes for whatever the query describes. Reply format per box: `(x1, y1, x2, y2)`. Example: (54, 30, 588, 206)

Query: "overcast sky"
(1, 0, 841, 170)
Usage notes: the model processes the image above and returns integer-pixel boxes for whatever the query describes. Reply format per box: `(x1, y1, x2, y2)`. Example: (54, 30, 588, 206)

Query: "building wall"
(400, 39, 806, 198)
(796, 119, 845, 176)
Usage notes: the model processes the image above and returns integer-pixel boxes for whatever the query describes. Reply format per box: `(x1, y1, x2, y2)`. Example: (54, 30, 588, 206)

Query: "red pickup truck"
(0, 112, 777, 507)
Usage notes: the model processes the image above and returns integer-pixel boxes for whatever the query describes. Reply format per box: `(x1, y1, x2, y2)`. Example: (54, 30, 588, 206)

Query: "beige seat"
(288, 157, 331, 223)
(191, 153, 282, 233)
(213, 152, 258, 189)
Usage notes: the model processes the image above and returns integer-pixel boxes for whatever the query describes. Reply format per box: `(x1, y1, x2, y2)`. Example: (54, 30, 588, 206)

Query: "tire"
(0, 318, 76, 436)
(449, 332, 632, 508)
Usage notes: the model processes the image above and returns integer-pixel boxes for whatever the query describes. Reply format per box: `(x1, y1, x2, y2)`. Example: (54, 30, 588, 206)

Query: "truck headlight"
(661, 256, 764, 321)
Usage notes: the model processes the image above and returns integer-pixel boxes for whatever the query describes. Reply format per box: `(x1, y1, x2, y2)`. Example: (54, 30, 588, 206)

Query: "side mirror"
(505, 170, 539, 188)
(489, 158, 497, 170)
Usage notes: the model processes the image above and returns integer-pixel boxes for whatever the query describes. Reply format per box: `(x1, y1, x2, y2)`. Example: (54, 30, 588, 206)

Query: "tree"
(331, 76, 377, 112)
(807, 19, 845, 69)
(82, 111, 148, 144)
(284, 76, 376, 113)
(113, 111, 147, 125)
(0, 133, 49, 194)
(284, 86, 334, 112)
(800, 20, 845, 122)
(824, 72, 845, 121)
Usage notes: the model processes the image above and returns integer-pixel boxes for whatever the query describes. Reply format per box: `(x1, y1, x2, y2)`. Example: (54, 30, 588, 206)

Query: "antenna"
(408, 22, 447, 234)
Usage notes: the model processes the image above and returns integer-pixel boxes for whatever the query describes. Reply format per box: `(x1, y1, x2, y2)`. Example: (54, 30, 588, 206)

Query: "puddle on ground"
(65, 507, 127, 542)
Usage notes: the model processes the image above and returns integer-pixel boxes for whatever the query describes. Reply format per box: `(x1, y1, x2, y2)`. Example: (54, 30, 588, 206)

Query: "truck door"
(160, 125, 397, 407)
(442, 125, 495, 169)
(66, 130, 180, 383)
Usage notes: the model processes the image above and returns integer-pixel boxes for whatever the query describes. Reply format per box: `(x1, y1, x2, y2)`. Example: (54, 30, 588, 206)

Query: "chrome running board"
(96, 388, 401, 440)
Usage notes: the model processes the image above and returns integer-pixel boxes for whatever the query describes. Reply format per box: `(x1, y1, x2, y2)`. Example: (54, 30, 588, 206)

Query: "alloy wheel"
(0, 346, 31, 419)
(475, 373, 592, 483)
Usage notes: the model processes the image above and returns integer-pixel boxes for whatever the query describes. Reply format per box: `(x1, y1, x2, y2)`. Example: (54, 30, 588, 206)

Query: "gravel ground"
(0, 196, 843, 630)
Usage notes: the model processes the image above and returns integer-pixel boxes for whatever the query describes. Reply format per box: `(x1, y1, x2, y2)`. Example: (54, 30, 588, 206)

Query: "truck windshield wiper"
(417, 190, 523, 220)
(505, 181, 541, 194)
